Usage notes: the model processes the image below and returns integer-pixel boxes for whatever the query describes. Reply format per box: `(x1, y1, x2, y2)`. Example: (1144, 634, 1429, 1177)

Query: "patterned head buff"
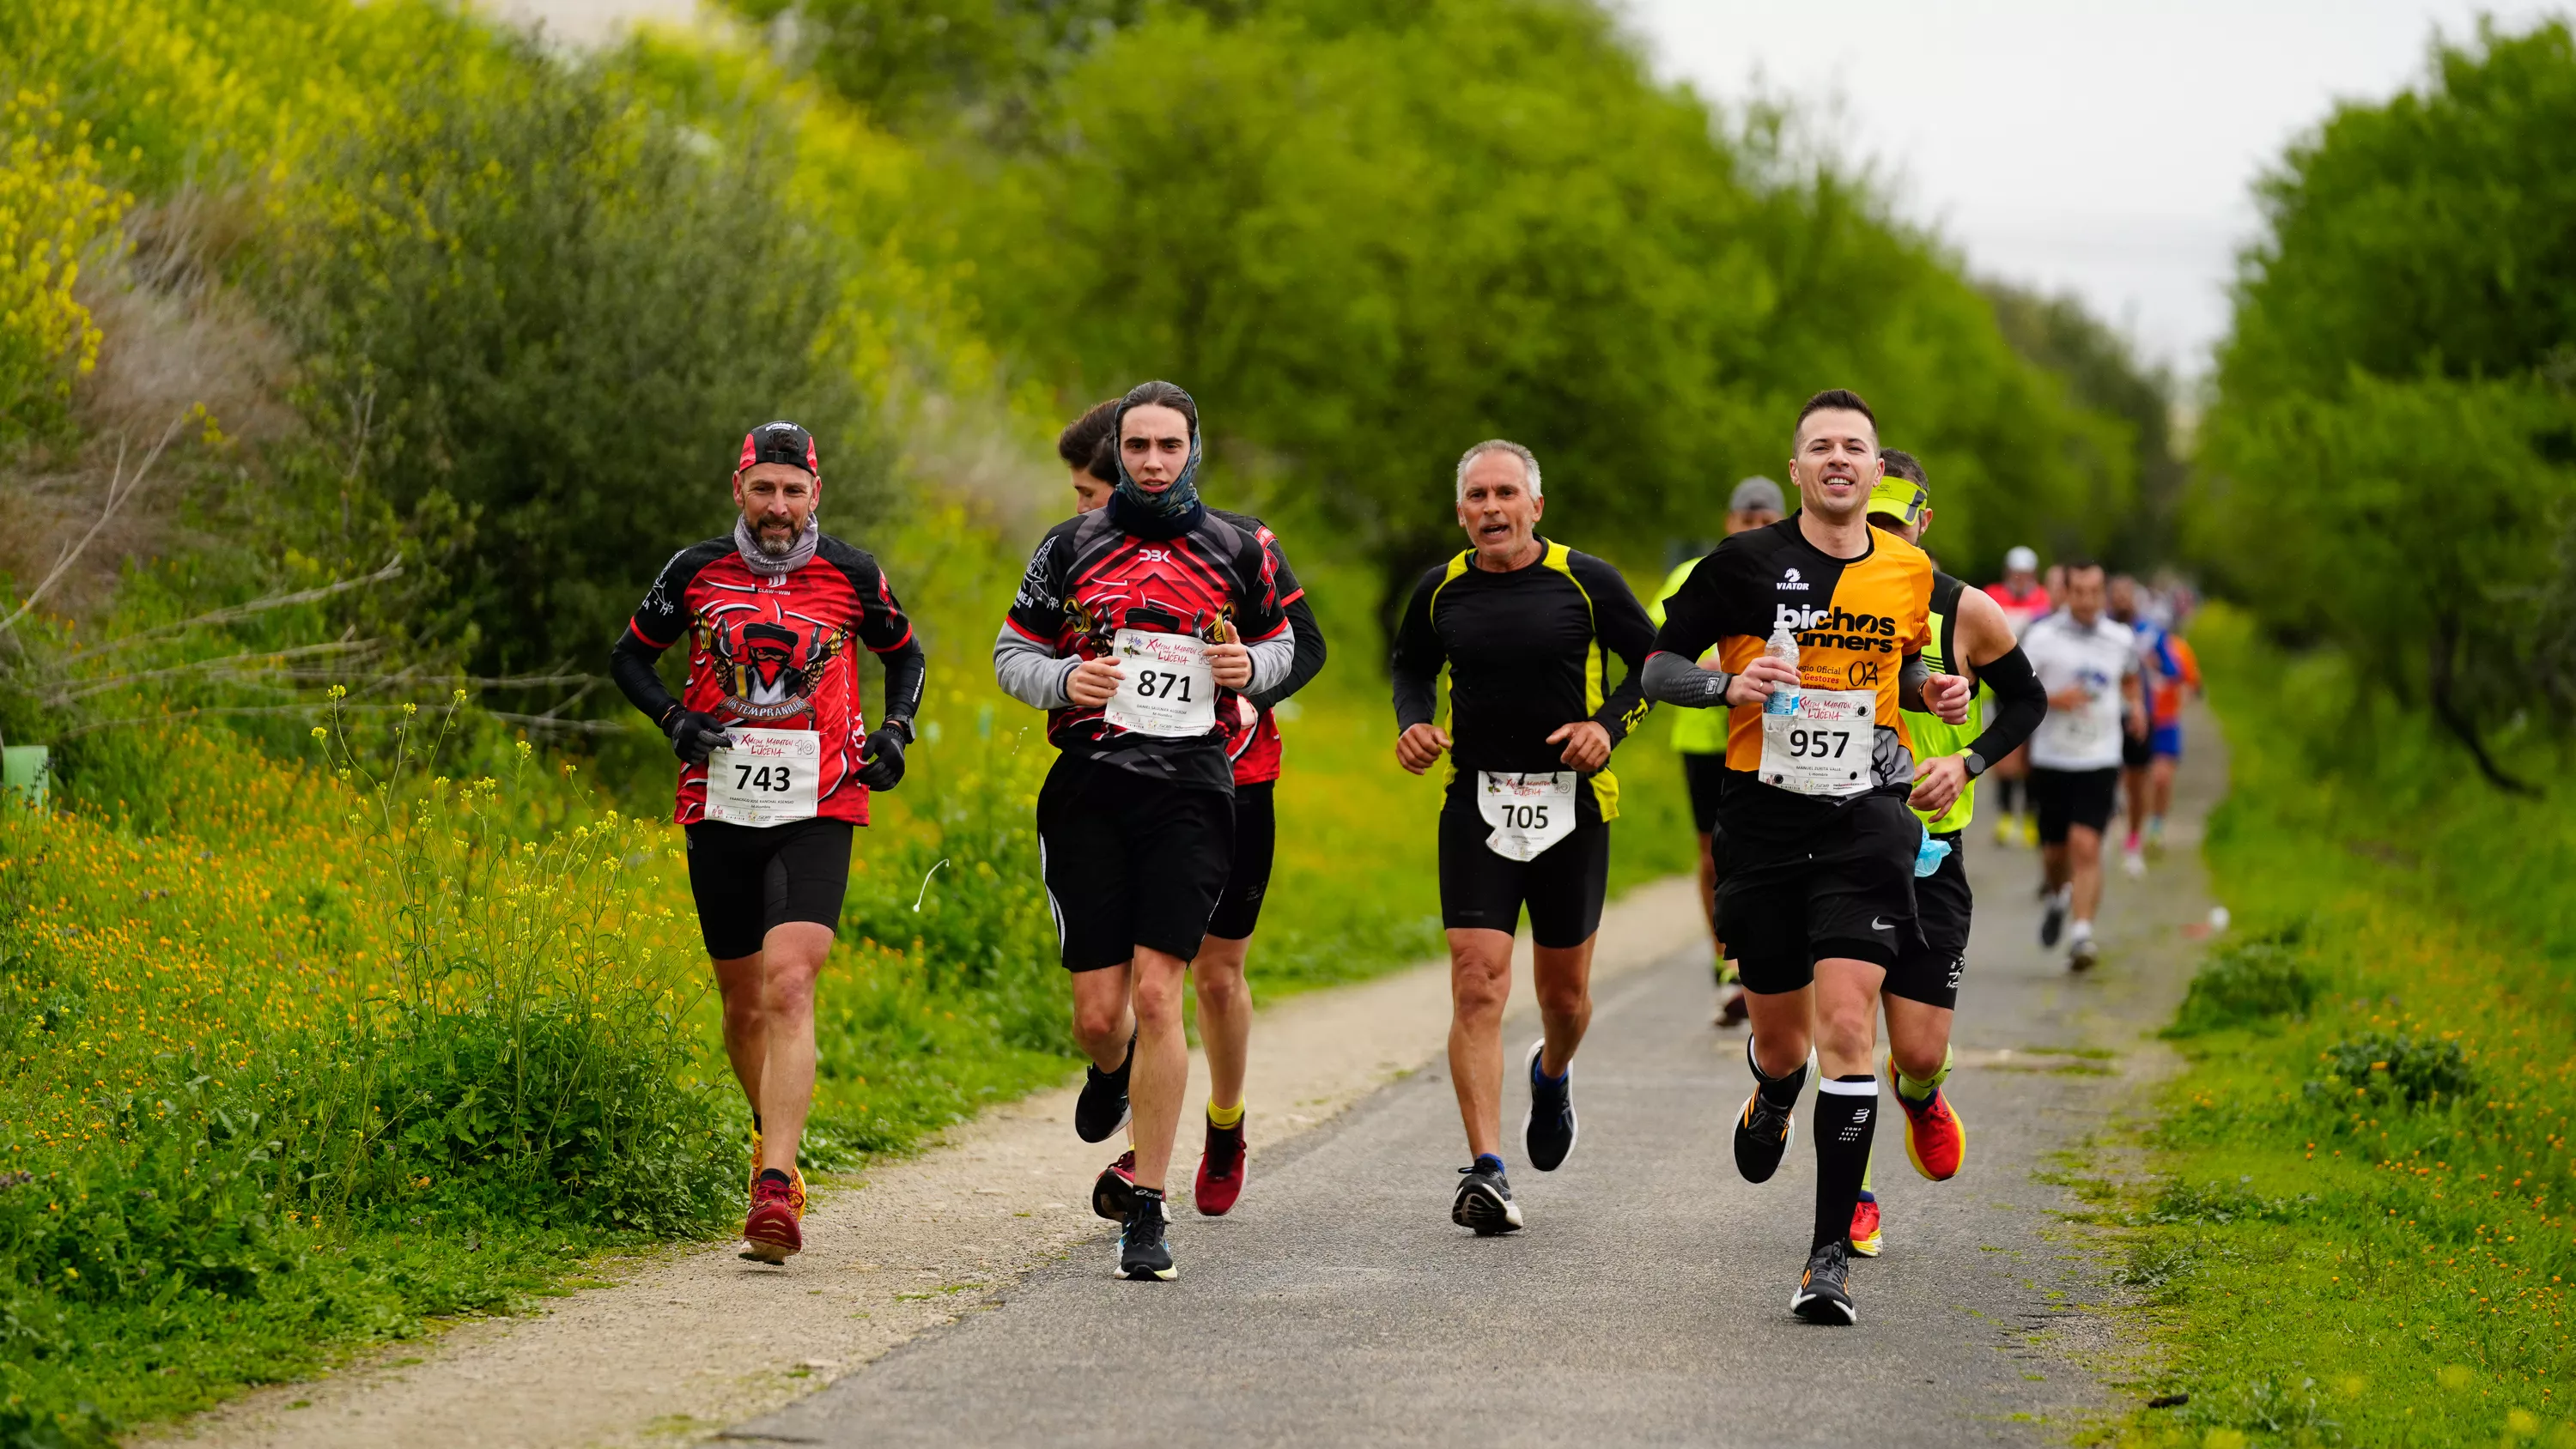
(1109, 383, 1206, 529)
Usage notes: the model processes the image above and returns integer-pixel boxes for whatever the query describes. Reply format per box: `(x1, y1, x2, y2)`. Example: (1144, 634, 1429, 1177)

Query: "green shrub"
(2163, 925, 2323, 1037)
(2310, 1031, 2477, 1108)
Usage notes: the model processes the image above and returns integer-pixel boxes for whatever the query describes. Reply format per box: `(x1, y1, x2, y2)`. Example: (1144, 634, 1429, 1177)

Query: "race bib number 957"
(1759, 688, 1875, 798)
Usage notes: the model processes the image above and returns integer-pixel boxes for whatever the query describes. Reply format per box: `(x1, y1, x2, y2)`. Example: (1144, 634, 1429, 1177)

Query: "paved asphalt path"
(732, 717, 2222, 1447)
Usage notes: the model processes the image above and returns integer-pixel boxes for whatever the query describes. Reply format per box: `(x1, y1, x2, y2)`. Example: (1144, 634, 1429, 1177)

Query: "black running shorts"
(1886, 830, 1970, 1009)
(1206, 780, 1275, 941)
(1036, 753, 1234, 973)
(2030, 766, 2120, 843)
(1437, 783, 1611, 949)
(684, 816, 855, 960)
(1680, 750, 1727, 837)
(2120, 726, 2154, 770)
(1716, 793, 1916, 993)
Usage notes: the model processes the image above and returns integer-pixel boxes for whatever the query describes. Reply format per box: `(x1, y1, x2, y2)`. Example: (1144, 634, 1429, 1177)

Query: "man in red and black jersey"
(610, 420, 924, 1266)
(998, 382, 1296, 1282)
(1054, 400, 1327, 1222)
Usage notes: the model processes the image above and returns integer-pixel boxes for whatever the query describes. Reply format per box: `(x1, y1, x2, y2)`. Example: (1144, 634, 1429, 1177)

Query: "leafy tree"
(1984, 282, 2181, 569)
(2196, 19, 2576, 789)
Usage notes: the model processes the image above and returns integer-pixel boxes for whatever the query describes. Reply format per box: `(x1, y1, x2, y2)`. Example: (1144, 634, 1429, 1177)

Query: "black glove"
(666, 711, 736, 766)
(854, 720, 911, 791)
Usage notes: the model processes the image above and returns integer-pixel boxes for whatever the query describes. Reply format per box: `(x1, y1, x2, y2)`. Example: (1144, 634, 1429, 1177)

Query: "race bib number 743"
(705, 728, 821, 827)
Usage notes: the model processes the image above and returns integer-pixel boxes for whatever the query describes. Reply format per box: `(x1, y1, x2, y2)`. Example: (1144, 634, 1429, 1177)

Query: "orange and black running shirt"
(623, 536, 920, 826)
(1005, 507, 1291, 792)
(1649, 517, 1934, 840)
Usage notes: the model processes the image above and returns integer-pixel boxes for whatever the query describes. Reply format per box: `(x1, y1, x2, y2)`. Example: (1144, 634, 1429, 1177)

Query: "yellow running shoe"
(1993, 815, 2016, 849)
(2019, 815, 2039, 848)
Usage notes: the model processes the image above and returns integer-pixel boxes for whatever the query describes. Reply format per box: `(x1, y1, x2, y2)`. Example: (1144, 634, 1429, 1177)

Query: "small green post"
(3, 744, 50, 808)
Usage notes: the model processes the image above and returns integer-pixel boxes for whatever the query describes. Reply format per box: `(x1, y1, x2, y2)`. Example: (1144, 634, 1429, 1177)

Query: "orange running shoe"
(1848, 1189, 1884, 1257)
(741, 1169, 802, 1264)
(1890, 1060, 1967, 1181)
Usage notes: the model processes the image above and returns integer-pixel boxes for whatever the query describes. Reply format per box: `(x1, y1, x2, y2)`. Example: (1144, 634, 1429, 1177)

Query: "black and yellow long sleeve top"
(1389, 537, 1656, 823)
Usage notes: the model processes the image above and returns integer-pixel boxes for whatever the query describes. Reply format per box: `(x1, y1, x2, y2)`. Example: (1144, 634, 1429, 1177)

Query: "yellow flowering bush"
(0, 88, 128, 442)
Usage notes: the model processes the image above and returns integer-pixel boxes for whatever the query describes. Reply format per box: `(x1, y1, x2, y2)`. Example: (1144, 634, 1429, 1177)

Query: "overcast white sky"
(519, 0, 2559, 375)
(1620, 0, 2559, 375)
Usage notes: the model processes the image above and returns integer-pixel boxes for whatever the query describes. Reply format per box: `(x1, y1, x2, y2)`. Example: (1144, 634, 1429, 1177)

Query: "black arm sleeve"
(1249, 595, 1327, 713)
(877, 634, 926, 726)
(1571, 552, 1656, 744)
(1388, 567, 1447, 733)
(1964, 644, 2045, 766)
(611, 629, 682, 731)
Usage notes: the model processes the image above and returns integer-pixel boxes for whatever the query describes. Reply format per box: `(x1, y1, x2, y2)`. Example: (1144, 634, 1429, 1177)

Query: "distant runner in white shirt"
(2018, 561, 2142, 971)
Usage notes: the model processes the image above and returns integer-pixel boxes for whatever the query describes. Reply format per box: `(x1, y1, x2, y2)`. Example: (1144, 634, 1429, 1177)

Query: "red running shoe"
(1890, 1061, 1967, 1181)
(741, 1169, 802, 1264)
(1194, 1119, 1247, 1217)
(1091, 1150, 1139, 1222)
(1848, 1190, 1884, 1258)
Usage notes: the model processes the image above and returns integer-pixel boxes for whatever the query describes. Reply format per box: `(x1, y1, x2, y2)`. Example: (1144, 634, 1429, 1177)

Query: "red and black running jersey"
(626, 536, 917, 825)
(1005, 508, 1291, 792)
(1209, 508, 1309, 787)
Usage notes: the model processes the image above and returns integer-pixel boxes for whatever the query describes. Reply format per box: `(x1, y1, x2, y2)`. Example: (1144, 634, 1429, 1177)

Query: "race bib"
(1102, 628, 1217, 738)
(1478, 771, 1577, 863)
(705, 728, 821, 827)
(1759, 688, 1875, 797)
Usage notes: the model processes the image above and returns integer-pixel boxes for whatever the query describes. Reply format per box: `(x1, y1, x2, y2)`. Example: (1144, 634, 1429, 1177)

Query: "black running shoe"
(1451, 1161, 1524, 1235)
(1522, 1040, 1578, 1173)
(1075, 1033, 1134, 1144)
(1117, 1191, 1176, 1281)
(1790, 1240, 1856, 1324)
(2039, 894, 2069, 949)
(1734, 1040, 1800, 1185)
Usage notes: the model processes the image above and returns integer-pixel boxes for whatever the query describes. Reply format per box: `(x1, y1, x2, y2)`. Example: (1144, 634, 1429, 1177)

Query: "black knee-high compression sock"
(1996, 776, 2020, 815)
(1812, 1075, 1879, 1251)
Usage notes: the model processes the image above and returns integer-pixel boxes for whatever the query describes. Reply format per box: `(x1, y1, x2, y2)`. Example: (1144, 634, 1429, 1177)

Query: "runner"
(1640, 389, 1969, 1324)
(1390, 439, 1655, 1235)
(1648, 476, 1786, 1029)
(2109, 573, 2200, 871)
(2021, 561, 2142, 972)
(1053, 398, 1329, 1220)
(1981, 546, 2052, 849)
(993, 381, 1296, 1281)
(1848, 451, 2046, 1257)
(610, 420, 925, 1266)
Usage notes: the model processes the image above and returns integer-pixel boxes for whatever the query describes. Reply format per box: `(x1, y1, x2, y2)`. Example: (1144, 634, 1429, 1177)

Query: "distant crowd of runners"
(611, 385, 2198, 1322)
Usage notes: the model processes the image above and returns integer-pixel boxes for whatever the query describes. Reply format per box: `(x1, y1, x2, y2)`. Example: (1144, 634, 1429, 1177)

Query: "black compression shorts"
(1680, 751, 1727, 837)
(1207, 780, 1275, 941)
(1036, 753, 1233, 972)
(2120, 726, 2154, 770)
(684, 817, 855, 960)
(1437, 784, 1610, 949)
(2030, 766, 2120, 843)
(1716, 793, 1917, 994)
(1886, 830, 1970, 1009)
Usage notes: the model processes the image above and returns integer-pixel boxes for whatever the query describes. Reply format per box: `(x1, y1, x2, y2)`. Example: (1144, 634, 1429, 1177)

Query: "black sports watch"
(1961, 749, 1989, 779)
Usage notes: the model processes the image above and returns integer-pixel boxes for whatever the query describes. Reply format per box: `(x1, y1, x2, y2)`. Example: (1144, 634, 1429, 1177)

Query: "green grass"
(2086, 609, 2576, 1449)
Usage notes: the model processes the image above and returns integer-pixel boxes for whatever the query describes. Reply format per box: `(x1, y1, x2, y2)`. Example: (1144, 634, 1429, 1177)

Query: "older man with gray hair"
(1390, 438, 1658, 1235)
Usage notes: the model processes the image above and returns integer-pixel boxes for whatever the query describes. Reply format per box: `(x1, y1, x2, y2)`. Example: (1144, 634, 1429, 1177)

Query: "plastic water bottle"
(1762, 625, 1801, 717)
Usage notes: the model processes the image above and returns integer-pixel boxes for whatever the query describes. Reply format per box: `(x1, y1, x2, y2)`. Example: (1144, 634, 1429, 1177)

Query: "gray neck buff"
(735, 513, 820, 576)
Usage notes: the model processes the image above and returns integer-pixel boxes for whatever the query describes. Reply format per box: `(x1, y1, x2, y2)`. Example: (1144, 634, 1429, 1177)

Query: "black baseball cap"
(736, 420, 819, 476)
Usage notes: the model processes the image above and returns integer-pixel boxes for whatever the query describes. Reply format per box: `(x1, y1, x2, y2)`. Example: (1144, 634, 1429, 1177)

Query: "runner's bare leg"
(1446, 927, 1516, 1159)
(714, 920, 829, 1174)
(1127, 946, 1194, 1190)
(1067, 963, 1138, 1073)
(1193, 935, 1255, 1110)
(1532, 937, 1595, 1079)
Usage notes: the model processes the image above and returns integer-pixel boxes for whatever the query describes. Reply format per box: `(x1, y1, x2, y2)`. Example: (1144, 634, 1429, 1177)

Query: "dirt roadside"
(154, 878, 1705, 1449)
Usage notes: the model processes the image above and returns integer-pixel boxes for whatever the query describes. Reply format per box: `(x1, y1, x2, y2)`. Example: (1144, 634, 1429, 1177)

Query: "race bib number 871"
(1103, 628, 1217, 738)
(705, 728, 821, 827)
